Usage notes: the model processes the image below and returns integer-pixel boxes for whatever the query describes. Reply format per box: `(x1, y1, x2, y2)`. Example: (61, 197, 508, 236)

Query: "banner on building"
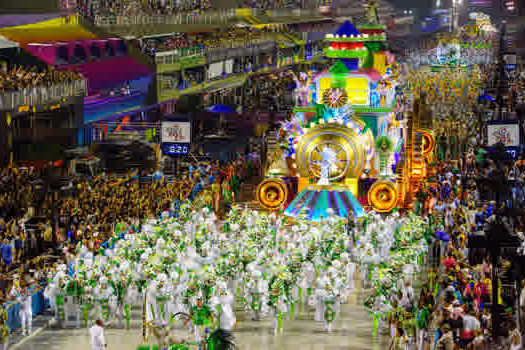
(487, 123, 520, 147)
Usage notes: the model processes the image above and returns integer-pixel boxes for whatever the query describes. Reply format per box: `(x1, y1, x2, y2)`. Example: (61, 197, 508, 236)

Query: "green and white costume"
(65, 278, 83, 328)
(95, 277, 113, 325)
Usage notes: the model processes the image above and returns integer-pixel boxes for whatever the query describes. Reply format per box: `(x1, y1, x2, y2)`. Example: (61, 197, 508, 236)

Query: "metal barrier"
(92, 9, 236, 26)
(0, 80, 86, 111)
(2, 283, 47, 331)
(154, 47, 206, 65)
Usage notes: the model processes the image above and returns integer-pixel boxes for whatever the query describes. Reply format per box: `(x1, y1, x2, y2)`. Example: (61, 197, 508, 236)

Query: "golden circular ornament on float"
(256, 178, 289, 211)
(420, 129, 436, 155)
(322, 88, 349, 109)
(368, 180, 398, 213)
(295, 124, 366, 183)
(462, 24, 480, 37)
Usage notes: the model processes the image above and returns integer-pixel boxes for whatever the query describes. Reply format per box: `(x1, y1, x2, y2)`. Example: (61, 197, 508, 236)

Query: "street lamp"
(452, 0, 462, 33)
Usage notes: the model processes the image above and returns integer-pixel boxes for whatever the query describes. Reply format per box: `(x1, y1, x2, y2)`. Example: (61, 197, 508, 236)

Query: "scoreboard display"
(161, 143, 190, 156)
(161, 120, 191, 157)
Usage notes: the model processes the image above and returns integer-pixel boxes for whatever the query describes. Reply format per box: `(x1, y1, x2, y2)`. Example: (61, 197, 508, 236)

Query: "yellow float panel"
(298, 177, 311, 193)
(318, 77, 332, 104)
(344, 178, 358, 197)
(346, 77, 369, 105)
(373, 52, 387, 76)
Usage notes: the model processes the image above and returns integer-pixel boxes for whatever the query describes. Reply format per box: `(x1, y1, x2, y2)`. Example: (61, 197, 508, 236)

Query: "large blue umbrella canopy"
(206, 104, 236, 113)
(478, 94, 495, 103)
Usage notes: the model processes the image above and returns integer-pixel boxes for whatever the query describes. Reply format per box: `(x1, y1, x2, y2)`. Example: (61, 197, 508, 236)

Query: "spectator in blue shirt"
(515, 180, 525, 208)
(1, 238, 12, 273)
(67, 225, 76, 245)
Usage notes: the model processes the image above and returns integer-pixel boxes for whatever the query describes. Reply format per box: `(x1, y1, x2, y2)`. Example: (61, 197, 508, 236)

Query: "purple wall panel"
(0, 14, 60, 28)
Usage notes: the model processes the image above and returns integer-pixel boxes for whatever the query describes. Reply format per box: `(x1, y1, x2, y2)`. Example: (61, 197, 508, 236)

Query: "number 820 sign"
(161, 121, 191, 156)
(161, 143, 190, 156)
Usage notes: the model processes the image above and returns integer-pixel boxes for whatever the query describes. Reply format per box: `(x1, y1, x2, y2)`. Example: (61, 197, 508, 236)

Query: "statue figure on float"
(291, 72, 312, 106)
(316, 146, 337, 186)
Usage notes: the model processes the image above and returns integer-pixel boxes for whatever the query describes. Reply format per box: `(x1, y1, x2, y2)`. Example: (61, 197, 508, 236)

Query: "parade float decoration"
(256, 2, 434, 219)
(395, 95, 435, 209)
(434, 33, 462, 68)
(256, 145, 291, 212)
(405, 52, 484, 163)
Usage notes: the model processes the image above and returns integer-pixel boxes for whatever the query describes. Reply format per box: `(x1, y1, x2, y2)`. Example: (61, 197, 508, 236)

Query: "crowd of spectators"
(141, 33, 203, 56)
(54, 174, 186, 248)
(244, 71, 296, 113)
(383, 150, 523, 349)
(0, 64, 83, 93)
(381, 132, 525, 349)
(155, 33, 202, 52)
(242, 0, 305, 10)
(0, 153, 250, 299)
(82, 0, 212, 18)
(144, 0, 211, 14)
(194, 27, 277, 50)
(0, 167, 59, 304)
(83, 0, 311, 16)
(180, 157, 249, 214)
(80, 0, 325, 18)
(139, 27, 283, 57)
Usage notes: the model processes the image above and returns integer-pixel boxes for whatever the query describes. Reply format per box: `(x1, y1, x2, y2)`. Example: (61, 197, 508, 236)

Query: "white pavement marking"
(11, 327, 46, 350)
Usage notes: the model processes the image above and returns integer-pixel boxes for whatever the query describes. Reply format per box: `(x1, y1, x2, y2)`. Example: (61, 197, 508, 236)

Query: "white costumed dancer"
(400, 280, 414, 310)
(95, 277, 113, 326)
(215, 282, 236, 330)
(64, 277, 82, 329)
(170, 274, 188, 318)
(153, 276, 171, 326)
(339, 252, 355, 302)
(45, 269, 67, 327)
(11, 285, 32, 336)
(244, 270, 266, 321)
(360, 244, 380, 288)
(322, 283, 337, 333)
(299, 260, 316, 313)
(324, 267, 342, 332)
(315, 270, 330, 322)
(111, 275, 129, 329)
(372, 293, 390, 336)
(267, 271, 289, 335)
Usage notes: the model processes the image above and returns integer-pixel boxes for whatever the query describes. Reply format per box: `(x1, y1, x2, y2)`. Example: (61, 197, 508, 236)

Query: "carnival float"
(257, 3, 435, 219)
(403, 24, 489, 165)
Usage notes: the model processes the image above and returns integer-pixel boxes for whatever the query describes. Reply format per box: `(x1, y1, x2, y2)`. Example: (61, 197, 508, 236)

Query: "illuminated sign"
(18, 106, 29, 113)
(50, 104, 61, 110)
(487, 124, 520, 147)
(161, 143, 190, 155)
(161, 121, 191, 144)
(487, 146, 519, 160)
(506, 147, 518, 160)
